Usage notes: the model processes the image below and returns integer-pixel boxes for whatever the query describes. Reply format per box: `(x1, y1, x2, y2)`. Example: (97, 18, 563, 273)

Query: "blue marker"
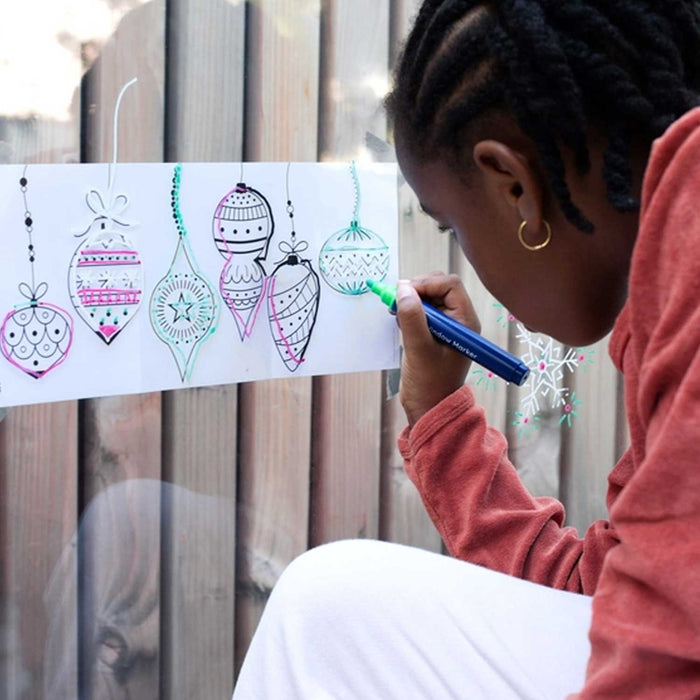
(367, 280, 530, 387)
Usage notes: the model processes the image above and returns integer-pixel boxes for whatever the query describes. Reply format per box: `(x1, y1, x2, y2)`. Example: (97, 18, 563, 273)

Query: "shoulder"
(641, 106, 700, 217)
(633, 108, 700, 304)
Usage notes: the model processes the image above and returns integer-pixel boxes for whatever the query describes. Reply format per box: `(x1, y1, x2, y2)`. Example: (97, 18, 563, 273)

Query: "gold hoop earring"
(518, 220, 552, 252)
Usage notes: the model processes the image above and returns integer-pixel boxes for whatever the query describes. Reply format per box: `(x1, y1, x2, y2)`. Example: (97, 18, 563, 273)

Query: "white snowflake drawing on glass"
(466, 303, 595, 433)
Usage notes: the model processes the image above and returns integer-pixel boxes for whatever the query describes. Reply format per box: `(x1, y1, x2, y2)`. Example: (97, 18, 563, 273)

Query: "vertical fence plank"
(160, 1, 245, 696)
(79, 2, 166, 696)
(309, 0, 390, 547)
(235, 0, 321, 675)
(0, 404, 78, 699)
(0, 14, 81, 694)
(450, 241, 509, 434)
(380, 188, 449, 551)
(380, 0, 447, 551)
(560, 336, 621, 533)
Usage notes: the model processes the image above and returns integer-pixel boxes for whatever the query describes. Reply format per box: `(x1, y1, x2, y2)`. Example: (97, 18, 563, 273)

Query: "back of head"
(387, 0, 700, 231)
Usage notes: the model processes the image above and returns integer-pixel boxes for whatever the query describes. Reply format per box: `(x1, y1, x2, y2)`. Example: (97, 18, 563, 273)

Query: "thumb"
(395, 281, 432, 353)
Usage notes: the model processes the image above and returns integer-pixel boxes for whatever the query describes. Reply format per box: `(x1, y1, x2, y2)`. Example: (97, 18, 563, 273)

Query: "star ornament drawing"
(150, 165, 218, 381)
(168, 292, 194, 323)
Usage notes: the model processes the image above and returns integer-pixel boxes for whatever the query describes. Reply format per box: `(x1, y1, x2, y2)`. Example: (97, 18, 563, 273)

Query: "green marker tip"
(365, 279, 397, 309)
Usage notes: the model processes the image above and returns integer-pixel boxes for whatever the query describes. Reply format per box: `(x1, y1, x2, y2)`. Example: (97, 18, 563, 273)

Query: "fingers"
(395, 274, 475, 426)
(395, 281, 433, 354)
(401, 272, 481, 333)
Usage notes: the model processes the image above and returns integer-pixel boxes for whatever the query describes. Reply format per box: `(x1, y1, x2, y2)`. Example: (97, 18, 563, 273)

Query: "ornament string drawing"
(0, 166, 74, 379)
(319, 161, 389, 295)
(212, 165, 275, 340)
(267, 163, 321, 372)
(150, 165, 218, 381)
(68, 77, 144, 345)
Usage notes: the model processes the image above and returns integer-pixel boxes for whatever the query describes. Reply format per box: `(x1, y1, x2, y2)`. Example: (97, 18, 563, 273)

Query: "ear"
(472, 140, 544, 228)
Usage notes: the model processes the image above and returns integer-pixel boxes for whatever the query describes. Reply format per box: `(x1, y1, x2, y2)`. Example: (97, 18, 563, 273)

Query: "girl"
(234, 2, 700, 697)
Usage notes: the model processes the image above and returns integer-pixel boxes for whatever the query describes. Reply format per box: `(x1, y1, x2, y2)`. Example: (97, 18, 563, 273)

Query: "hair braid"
(387, 0, 700, 232)
(486, 20, 595, 230)
(406, 0, 483, 100)
(414, 15, 492, 126)
(495, 0, 591, 173)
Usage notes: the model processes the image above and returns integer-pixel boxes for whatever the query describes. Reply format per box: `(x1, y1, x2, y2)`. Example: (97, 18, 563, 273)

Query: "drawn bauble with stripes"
(213, 181, 274, 340)
(68, 78, 144, 346)
(319, 162, 389, 295)
(68, 191, 143, 345)
(268, 241, 320, 372)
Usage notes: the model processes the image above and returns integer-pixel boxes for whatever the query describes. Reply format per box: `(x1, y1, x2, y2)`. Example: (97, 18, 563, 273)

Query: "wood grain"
(309, 0, 390, 547)
(235, 0, 321, 676)
(160, 3, 245, 695)
(379, 186, 448, 551)
(0, 19, 81, 696)
(560, 335, 620, 533)
(79, 2, 166, 696)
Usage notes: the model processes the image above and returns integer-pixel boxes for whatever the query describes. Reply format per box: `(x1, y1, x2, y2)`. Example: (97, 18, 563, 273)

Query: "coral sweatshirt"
(398, 107, 700, 698)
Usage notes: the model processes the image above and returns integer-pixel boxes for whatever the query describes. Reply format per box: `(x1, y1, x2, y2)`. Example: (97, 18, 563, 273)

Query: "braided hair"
(387, 0, 700, 231)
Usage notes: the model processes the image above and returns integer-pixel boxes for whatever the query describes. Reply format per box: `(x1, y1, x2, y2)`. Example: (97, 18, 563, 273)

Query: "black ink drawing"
(68, 78, 144, 345)
(150, 165, 218, 381)
(319, 161, 389, 295)
(212, 167, 275, 340)
(0, 166, 74, 379)
(267, 164, 320, 372)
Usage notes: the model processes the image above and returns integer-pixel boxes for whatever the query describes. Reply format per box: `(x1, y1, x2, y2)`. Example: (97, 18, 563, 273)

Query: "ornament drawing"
(0, 167, 74, 379)
(319, 161, 389, 295)
(150, 164, 218, 381)
(68, 78, 144, 345)
(267, 164, 320, 371)
(212, 169, 275, 340)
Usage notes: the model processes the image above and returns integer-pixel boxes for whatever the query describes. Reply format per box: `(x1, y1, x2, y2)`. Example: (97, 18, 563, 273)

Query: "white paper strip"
(0, 161, 399, 407)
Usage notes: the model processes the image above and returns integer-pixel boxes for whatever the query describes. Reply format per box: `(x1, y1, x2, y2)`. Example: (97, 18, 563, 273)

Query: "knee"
(265, 539, 396, 617)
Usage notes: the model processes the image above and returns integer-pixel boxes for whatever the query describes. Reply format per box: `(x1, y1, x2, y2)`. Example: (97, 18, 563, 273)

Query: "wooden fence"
(0, 1, 627, 697)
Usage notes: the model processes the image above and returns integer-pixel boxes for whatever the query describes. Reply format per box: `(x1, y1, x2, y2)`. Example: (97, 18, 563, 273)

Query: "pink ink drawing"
(213, 170, 275, 340)
(1, 167, 74, 379)
(68, 78, 144, 345)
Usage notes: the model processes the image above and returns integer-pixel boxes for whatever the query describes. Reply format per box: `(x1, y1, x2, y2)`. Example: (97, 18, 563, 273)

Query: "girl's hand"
(395, 273, 480, 428)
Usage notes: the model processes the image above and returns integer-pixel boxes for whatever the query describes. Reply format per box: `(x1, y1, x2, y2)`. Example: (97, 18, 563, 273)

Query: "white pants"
(233, 540, 592, 700)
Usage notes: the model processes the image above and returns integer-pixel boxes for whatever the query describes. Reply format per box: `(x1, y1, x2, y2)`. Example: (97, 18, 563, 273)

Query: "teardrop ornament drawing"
(150, 165, 218, 381)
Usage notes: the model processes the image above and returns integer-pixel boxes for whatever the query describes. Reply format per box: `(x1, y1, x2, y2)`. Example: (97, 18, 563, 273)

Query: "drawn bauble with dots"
(319, 162, 390, 295)
(68, 223, 144, 345)
(1, 167, 74, 380)
(220, 255, 267, 341)
(213, 182, 275, 339)
(319, 220, 389, 295)
(267, 246, 320, 372)
(150, 165, 219, 382)
(1, 283, 74, 379)
(212, 183, 275, 260)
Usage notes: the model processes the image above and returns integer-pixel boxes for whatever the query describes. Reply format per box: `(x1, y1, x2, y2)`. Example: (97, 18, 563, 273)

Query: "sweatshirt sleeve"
(575, 111, 700, 698)
(398, 385, 619, 595)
